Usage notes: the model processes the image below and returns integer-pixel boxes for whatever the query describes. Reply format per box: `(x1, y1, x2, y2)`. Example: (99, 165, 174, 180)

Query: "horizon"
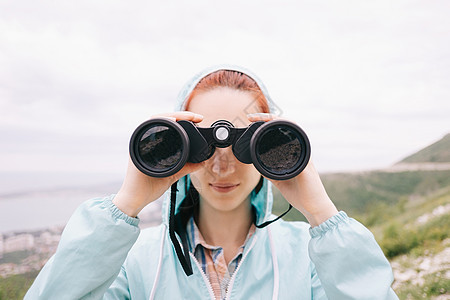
(1, 130, 448, 196)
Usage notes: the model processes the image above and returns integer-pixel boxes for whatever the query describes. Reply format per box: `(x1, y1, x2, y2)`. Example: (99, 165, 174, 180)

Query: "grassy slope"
(0, 271, 39, 300)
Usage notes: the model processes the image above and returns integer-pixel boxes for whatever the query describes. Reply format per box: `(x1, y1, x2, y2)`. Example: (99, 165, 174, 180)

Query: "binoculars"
(129, 118, 311, 180)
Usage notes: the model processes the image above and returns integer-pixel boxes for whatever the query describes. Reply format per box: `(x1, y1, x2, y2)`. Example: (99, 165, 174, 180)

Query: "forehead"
(187, 87, 261, 127)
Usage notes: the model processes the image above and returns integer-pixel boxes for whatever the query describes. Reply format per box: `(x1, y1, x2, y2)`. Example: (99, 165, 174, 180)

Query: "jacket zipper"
(190, 252, 216, 300)
(224, 236, 259, 300)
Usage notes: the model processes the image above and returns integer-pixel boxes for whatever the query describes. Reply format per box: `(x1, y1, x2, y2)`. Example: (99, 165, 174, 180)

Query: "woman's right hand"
(113, 111, 204, 217)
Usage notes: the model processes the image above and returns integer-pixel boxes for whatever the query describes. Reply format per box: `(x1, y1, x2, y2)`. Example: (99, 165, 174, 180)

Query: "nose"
(208, 147, 236, 177)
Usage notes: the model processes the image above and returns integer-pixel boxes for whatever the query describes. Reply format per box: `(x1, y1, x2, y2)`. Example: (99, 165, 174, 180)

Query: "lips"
(209, 183, 239, 193)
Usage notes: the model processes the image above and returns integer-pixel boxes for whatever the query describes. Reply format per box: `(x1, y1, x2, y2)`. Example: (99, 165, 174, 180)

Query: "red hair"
(184, 70, 270, 113)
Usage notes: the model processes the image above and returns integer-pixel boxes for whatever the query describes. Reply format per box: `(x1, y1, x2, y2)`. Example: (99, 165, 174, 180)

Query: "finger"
(152, 111, 203, 123)
(150, 115, 177, 122)
(247, 113, 278, 122)
(171, 111, 204, 123)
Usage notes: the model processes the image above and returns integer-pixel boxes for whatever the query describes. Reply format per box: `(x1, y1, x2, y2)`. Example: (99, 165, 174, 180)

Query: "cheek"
(242, 165, 262, 186)
(189, 170, 208, 194)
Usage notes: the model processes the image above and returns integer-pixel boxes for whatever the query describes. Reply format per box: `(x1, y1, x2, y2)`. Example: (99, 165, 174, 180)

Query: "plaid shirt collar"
(186, 216, 256, 254)
(185, 216, 256, 299)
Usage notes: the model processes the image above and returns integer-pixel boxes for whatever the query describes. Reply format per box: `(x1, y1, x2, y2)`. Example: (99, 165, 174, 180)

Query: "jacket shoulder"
(268, 218, 311, 246)
(132, 223, 166, 251)
(122, 224, 166, 274)
(270, 216, 311, 233)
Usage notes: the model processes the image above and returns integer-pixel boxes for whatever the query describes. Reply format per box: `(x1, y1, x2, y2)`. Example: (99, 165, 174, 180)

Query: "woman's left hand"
(247, 113, 338, 227)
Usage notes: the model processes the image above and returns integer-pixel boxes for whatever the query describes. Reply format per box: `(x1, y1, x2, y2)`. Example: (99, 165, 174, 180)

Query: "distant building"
(39, 231, 60, 245)
(4, 234, 34, 253)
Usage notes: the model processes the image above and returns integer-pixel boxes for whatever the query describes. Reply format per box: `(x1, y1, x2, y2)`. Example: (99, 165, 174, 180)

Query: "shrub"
(380, 223, 419, 258)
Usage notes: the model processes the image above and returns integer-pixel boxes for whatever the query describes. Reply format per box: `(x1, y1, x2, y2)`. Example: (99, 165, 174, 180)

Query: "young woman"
(26, 65, 398, 299)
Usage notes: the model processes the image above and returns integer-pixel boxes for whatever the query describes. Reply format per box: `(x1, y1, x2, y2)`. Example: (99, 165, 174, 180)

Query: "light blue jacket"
(26, 65, 398, 299)
(25, 177, 397, 299)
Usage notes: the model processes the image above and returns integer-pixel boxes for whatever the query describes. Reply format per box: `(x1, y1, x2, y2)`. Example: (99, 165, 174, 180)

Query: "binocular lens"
(254, 125, 306, 177)
(138, 125, 183, 171)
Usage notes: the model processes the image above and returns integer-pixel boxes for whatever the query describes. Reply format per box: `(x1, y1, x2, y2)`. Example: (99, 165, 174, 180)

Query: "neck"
(196, 196, 253, 249)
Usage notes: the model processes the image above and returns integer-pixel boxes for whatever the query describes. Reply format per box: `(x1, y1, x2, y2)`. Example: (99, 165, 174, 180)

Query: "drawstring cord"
(255, 204, 292, 229)
(169, 181, 193, 276)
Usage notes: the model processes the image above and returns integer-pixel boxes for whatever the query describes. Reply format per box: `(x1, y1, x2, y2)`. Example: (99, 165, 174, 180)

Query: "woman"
(26, 65, 398, 299)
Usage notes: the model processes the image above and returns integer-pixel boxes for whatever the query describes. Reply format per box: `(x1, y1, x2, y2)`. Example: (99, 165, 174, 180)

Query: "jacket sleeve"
(24, 195, 140, 300)
(309, 211, 398, 300)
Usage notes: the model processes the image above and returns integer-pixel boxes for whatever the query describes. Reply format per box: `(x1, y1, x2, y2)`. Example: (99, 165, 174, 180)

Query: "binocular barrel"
(129, 118, 311, 180)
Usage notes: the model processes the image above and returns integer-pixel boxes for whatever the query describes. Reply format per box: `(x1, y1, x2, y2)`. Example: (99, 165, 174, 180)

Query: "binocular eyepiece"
(129, 118, 311, 180)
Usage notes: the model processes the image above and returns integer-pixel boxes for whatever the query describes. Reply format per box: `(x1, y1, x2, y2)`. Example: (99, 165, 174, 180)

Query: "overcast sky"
(1, 0, 449, 191)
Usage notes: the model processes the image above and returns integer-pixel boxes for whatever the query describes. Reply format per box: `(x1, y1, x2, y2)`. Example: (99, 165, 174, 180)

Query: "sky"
(1, 0, 449, 192)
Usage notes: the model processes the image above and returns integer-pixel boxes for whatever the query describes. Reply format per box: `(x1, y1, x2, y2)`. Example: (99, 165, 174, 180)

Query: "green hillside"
(399, 133, 450, 163)
(273, 170, 450, 224)
(273, 132, 450, 225)
(320, 170, 450, 225)
(272, 133, 450, 222)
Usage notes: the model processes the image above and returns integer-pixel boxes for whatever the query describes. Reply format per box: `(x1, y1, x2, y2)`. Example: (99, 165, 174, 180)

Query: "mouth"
(209, 183, 239, 193)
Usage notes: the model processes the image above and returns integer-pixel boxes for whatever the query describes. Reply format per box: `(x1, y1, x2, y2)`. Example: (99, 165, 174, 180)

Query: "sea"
(0, 172, 162, 233)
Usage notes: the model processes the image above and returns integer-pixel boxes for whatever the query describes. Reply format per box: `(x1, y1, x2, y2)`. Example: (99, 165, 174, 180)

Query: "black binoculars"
(129, 118, 311, 180)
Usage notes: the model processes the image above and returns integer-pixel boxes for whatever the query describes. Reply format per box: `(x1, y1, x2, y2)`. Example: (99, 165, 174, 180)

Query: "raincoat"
(26, 65, 398, 299)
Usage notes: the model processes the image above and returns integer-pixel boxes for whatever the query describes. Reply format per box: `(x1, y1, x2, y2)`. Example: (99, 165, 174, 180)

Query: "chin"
(204, 189, 251, 211)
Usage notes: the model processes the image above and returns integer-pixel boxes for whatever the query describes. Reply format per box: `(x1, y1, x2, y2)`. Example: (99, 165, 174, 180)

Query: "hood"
(161, 64, 277, 226)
